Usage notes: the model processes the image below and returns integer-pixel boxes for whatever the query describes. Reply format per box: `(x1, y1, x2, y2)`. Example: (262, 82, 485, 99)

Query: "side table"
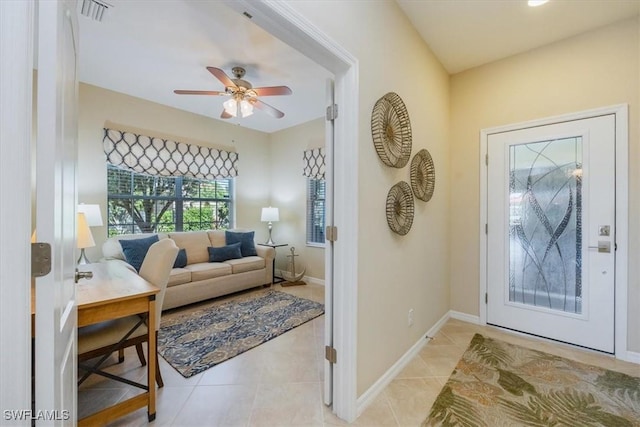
(258, 243, 288, 284)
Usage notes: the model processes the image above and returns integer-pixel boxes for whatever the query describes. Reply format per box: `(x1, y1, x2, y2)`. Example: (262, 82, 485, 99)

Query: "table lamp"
(77, 204, 103, 264)
(77, 212, 95, 265)
(261, 207, 279, 245)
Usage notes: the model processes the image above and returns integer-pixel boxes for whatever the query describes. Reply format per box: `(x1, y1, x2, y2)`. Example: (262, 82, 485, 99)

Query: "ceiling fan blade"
(174, 90, 225, 96)
(207, 67, 237, 89)
(252, 86, 292, 97)
(253, 99, 285, 119)
(220, 109, 233, 119)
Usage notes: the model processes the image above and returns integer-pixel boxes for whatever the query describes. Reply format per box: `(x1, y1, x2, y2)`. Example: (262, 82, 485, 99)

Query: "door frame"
(0, 0, 35, 415)
(479, 104, 629, 360)
(222, 1, 359, 421)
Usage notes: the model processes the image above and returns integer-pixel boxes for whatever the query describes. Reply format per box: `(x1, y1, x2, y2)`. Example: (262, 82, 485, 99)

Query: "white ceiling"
(78, 0, 332, 134)
(78, 0, 640, 134)
(397, 0, 640, 74)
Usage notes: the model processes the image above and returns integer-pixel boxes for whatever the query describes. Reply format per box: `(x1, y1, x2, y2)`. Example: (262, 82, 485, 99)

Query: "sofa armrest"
(256, 244, 275, 261)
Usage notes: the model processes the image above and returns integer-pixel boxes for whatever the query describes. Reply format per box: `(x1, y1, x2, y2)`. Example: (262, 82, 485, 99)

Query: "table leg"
(147, 296, 156, 422)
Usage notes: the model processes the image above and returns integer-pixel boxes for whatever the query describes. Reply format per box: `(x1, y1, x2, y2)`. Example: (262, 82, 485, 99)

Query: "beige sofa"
(102, 230, 275, 310)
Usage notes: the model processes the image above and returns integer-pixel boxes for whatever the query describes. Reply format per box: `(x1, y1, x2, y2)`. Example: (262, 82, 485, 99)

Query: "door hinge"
(325, 345, 337, 364)
(31, 242, 52, 278)
(326, 104, 338, 121)
(485, 223, 488, 234)
(326, 225, 338, 242)
(485, 153, 488, 166)
(485, 293, 488, 304)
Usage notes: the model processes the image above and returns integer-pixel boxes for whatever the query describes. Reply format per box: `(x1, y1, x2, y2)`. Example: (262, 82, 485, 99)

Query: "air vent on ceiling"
(80, 0, 111, 22)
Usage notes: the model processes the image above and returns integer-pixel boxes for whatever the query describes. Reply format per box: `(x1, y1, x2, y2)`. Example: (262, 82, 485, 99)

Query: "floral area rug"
(158, 289, 324, 378)
(423, 334, 640, 427)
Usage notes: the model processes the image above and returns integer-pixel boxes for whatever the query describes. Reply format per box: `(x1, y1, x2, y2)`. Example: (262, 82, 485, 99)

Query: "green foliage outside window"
(107, 165, 233, 236)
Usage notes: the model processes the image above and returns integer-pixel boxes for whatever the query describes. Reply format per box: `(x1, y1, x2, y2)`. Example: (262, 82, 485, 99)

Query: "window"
(306, 178, 326, 245)
(107, 165, 233, 236)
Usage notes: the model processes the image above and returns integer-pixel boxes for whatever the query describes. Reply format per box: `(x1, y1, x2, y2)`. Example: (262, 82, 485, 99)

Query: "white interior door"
(323, 78, 335, 405)
(35, 0, 79, 423)
(486, 114, 615, 353)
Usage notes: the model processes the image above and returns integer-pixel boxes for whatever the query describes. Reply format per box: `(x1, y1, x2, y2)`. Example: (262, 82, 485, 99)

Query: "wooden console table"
(32, 263, 159, 424)
(76, 263, 159, 425)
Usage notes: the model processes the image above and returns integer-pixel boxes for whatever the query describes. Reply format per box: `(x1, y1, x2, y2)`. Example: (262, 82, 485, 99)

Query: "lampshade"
(261, 207, 279, 222)
(78, 203, 103, 226)
(223, 98, 237, 117)
(77, 212, 95, 249)
(240, 100, 254, 117)
(223, 97, 254, 118)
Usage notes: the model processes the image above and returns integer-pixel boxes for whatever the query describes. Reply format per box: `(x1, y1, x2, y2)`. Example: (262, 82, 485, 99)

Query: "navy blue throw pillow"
(173, 248, 187, 268)
(119, 235, 159, 272)
(208, 243, 243, 262)
(225, 231, 257, 257)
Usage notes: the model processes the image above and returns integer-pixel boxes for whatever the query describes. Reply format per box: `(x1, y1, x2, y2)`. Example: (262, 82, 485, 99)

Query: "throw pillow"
(208, 242, 243, 262)
(173, 248, 187, 268)
(119, 235, 159, 272)
(225, 231, 257, 257)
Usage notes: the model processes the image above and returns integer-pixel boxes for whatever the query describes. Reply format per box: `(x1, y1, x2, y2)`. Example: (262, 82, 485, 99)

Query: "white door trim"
(480, 104, 629, 360)
(0, 0, 35, 416)
(222, 1, 360, 421)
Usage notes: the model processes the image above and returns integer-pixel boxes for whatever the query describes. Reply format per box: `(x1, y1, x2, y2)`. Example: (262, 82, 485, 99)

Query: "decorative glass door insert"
(508, 137, 583, 314)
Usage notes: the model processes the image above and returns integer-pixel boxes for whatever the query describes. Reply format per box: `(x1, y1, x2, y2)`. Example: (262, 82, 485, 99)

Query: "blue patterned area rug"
(158, 289, 324, 378)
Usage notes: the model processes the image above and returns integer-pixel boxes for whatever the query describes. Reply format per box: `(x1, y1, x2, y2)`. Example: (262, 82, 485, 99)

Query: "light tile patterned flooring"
(79, 283, 640, 426)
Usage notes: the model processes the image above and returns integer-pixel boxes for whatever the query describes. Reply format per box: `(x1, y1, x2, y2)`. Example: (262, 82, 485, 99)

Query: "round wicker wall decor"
(386, 181, 414, 236)
(371, 92, 412, 168)
(410, 149, 436, 202)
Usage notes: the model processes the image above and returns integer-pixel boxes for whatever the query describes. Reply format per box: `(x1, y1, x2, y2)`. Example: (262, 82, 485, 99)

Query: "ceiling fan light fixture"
(528, 0, 549, 6)
(223, 98, 237, 117)
(240, 100, 254, 117)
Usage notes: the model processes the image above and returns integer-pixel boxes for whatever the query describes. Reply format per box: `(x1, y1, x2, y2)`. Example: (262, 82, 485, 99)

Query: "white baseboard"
(622, 350, 640, 364)
(448, 310, 481, 325)
(356, 311, 450, 417)
(303, 275, 325, 286)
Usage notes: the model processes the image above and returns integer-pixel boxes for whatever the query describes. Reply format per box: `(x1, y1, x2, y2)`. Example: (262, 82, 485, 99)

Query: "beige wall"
(285, 1, 451, 395)
(269, 118, 325, 280)
(77, 83, 271, 261)
(449, 17, 640, 351)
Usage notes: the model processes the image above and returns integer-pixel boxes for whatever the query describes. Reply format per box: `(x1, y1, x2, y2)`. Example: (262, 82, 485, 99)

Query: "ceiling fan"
(173, 66, 292, 119)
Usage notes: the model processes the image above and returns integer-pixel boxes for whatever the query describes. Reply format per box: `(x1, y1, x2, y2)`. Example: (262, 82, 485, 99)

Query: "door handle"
(588, 241, 611, 253)
(75, 269, 93, 283)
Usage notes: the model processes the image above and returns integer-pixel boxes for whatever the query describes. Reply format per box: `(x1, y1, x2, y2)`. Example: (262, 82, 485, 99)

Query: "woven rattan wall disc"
(371, 92, 412, 168)
(386, 181, 414, 236)
(410, 149, 436, 202)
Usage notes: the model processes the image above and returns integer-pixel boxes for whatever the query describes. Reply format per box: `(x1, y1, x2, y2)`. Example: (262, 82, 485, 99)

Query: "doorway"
(479, 105, 628, 355)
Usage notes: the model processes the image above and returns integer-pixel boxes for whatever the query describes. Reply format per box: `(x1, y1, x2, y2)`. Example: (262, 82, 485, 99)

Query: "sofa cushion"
(102, 233, 167, 261)
(225, 230, 257, 257)
(208, 243, 242, 262)
(173, 248, 188, 268)
(119, 234, 159, 272)
(185, 262, 232, 281)
(169, 231, 210, 264)
(208, 230, 226, 248)
(168, 268, 191, 288)
(225, 256, 265, 274)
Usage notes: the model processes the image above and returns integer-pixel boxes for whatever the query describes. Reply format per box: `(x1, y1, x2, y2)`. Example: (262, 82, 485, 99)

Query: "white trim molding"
(449, 311, 481, 325)
(303, 276, 325, 286)
(357, 311, 449, 417)
(479, 104, 629, 360)
(0, 0, 34, 415)
(222, 0, 360, 422)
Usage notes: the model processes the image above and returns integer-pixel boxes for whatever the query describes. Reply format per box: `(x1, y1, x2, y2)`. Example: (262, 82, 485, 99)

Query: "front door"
(486, 114, 615, 353)
(35, 0, 79, 422)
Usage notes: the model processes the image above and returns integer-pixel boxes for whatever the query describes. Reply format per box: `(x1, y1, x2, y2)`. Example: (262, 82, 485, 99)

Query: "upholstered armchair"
(77, 238, 179, 387)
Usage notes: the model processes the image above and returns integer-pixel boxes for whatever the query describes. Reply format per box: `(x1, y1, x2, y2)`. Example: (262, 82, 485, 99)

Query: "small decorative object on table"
(281, 246, 306, 287)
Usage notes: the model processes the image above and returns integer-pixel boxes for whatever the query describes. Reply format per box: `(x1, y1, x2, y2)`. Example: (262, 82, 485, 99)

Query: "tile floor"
(78, 283, 640, 426)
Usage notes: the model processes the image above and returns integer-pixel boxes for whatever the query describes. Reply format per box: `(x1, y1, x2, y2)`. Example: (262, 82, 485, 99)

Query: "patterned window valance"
(103, 128, 238, 180)
(303, 148, 325, 180)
